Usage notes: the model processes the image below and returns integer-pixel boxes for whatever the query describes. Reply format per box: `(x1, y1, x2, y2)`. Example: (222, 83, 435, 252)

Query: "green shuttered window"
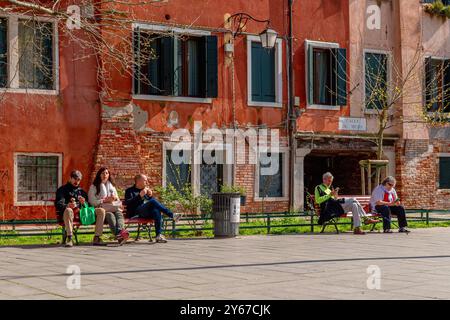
(133, 29, 218, 98)
(439, 157, 450, 189)
(0, 18, 6, 88)
(365, 52, 388, 110)
(425, 57, 450, 113)
(251, 41, 276, 103)
(307, 43, 347, 107)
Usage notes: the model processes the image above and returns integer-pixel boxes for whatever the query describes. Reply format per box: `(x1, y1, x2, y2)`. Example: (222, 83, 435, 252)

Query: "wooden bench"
(307, 194, 382, 234)
(58, 201, 154, 245)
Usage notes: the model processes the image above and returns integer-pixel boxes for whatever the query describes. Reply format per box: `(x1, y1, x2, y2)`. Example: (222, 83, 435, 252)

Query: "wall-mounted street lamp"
(227, 12, 278, 49)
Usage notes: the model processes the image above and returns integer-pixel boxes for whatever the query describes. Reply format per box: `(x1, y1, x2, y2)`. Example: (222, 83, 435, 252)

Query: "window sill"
(307, 104, 341, 111)
(364, 109, 384, 115)
(14, 201, 55, 207)
(253, 196, 289, 202)
(133, 94, 213, 104)
(0, 88, 58, 95)
(248, 101, 283, 108)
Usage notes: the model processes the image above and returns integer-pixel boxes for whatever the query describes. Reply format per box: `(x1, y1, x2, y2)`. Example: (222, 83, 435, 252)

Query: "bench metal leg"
(147, 223, 153, 242)
(135, 224, 141, 241)
(73, 227, 79, 245)
(333, 220, 339, 234)
(62, 227, 67, 244)
(320, 224, 326, 233)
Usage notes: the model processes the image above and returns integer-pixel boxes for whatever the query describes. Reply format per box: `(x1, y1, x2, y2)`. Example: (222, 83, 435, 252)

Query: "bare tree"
(0, 0, 190, 111)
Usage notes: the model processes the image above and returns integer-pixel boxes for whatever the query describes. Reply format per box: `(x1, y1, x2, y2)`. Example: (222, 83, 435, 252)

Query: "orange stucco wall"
(0, 19, 101, 220)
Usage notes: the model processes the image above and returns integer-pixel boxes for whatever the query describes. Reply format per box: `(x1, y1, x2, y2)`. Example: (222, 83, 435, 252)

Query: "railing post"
(310, 211, 314, 233)
(267, 214, 271, 234)
(172, 220, 176, 238)
(426, 210, 429, 226)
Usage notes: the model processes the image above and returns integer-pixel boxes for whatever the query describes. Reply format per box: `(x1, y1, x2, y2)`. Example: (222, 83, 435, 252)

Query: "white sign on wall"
(339, 117, 367, 131)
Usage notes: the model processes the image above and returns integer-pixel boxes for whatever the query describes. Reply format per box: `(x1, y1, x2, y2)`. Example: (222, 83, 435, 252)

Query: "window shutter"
(161, 36, 174, 96)
(261, 47, 276, 102)
(424, 57, 432, 110)
(202, 35, 218, 98)
(251, 42, 263, 102)
(444, 59, 450, 112)
(133, 27, 141, 95)
(307, 44, 314, 105)
(439, 157, 450, 189)
(40, 24, 53, 90)
(332, 48, 347, 106)
(0, 18, 7, 88)
(147, 37, 161, 95)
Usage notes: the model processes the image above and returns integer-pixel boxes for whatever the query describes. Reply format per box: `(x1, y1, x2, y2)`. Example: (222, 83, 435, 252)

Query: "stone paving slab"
(2, 228, 450, 299)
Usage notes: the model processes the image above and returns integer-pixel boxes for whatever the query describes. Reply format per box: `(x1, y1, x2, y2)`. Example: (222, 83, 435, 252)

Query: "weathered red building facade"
(0, 0, 448, 221)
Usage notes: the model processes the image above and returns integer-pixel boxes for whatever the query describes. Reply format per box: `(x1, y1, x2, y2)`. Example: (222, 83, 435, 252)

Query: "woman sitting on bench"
(88, 167, 129, 245)
(370, 176, 409, 233)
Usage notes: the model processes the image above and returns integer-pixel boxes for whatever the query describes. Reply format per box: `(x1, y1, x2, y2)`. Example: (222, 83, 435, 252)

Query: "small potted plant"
(424, 1, 450, 19)
(220, 184, 247, 206)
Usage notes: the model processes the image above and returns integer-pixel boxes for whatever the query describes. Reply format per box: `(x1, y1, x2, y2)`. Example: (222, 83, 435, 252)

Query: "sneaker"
(383, 229, 393, 233)
(173, 213, 183, 223)
(117, 236, 126, 246)
(116, 229, 129, 245)
(118, 229, 130, 241)
(399, 227, 411, 233)
(65, 237, 73, 247)
(92, 236, 107, 246)
(155, 234, 168, 243)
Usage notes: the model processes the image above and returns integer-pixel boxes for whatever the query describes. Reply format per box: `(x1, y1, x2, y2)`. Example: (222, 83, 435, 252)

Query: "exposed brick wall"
(396, 139, 450, 210)
(92, 107, 143, 189)
(92, 106, 290, 213)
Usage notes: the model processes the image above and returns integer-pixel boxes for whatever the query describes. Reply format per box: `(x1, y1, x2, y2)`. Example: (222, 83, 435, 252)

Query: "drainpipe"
(287, 0, 297, 210)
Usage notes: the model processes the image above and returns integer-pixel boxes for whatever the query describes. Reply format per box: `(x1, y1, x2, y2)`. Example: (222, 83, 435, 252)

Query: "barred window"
(15, 154, 60, 203)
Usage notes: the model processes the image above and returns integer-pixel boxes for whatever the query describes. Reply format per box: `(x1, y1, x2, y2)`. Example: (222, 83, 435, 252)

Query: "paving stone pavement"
(2, 228, 450, 299)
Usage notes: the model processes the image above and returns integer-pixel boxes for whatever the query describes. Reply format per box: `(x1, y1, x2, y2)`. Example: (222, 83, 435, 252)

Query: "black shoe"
(399, 228, 410, 233)
(383, 229, 393, 233)
(93, 236, 107, 246)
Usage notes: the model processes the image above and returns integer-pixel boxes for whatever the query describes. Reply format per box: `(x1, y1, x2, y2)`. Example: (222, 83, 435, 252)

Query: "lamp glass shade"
(259, 28, 278, 49)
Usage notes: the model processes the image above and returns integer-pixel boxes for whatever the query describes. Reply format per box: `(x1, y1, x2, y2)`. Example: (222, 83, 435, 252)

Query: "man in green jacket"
(315, 172, 377, 234)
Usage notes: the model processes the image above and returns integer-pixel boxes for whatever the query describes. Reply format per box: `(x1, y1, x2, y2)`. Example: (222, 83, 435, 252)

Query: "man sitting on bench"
(55, 170, 107, 247)
(125, 174, 182, 243)
(315, 172, 377, 235)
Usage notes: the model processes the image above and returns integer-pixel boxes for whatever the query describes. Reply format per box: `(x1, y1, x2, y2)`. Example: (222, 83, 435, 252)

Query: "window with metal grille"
(258, 152, 284, 198)
(165, 149, 191, 192)
(16, 154, 60, 203)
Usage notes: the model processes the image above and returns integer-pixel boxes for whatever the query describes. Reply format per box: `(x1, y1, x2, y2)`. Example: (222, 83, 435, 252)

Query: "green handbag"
(80, 203, 96, 225)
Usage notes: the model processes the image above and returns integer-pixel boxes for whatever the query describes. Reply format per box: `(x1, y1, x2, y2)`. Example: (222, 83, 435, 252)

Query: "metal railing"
(2, 209, 450, 240)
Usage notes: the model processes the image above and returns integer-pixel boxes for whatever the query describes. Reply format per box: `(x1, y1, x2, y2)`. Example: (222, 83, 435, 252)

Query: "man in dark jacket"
(125, 174, 181, 243)
(55, 170, 106, 247)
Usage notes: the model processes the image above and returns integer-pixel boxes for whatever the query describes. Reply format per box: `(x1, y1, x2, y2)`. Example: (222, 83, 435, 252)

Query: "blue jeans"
(135, 198, 173, 236)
